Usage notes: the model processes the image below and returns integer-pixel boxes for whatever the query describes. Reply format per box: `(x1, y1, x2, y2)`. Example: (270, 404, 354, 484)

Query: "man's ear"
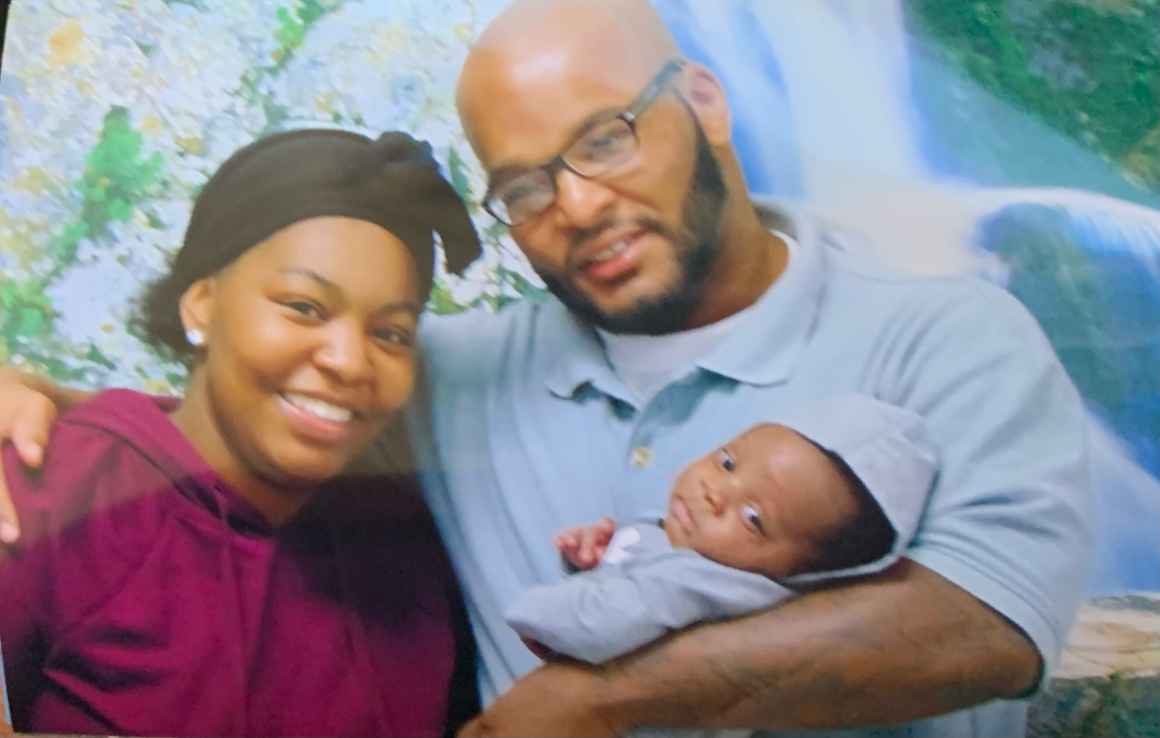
(178, 278, 216, 349)
(682, 62, 732, 147)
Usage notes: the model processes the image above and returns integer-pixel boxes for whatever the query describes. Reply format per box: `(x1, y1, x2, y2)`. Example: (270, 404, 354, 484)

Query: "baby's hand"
(553, 517, 616, 570)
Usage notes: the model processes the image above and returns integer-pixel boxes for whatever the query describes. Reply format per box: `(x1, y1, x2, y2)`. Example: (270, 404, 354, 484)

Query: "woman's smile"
(277, 390, 368, 445)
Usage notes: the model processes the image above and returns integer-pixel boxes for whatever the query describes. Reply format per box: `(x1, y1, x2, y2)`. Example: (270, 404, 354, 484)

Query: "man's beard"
(539, 122, 727, 336)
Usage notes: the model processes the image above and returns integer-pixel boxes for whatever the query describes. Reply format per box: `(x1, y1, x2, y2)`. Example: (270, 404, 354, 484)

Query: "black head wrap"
(138, 129, 482, 360)
(180, 128, 481, 294)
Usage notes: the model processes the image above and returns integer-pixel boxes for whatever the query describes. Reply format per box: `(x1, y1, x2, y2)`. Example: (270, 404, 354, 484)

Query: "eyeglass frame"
(481, 58, 688, 227)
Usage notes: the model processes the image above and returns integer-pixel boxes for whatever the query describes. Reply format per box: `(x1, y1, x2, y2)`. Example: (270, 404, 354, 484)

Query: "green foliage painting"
(1, 107, 163, 380)
(0, 0, 544, 391)
(909, 0, 1160, 193)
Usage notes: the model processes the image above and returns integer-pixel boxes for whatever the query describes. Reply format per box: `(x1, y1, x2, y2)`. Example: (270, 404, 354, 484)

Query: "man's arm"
(0, 368, 93, 543)
(0, 368, 92, 420)
(463, 558, 1039, 736)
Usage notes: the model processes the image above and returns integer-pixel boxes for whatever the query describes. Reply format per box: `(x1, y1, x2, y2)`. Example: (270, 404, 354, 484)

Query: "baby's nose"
(702, 484, 724, 515)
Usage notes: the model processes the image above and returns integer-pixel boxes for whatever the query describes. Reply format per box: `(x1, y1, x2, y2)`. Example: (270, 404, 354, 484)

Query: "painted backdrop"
(1, 0, 1158, 593)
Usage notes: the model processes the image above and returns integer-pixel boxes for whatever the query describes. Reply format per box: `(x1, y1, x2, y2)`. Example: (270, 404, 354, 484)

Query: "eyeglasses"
(482, 59, 687, 227)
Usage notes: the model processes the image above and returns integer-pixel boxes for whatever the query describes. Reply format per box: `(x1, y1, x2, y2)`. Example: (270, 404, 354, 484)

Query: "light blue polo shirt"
(406, 202, 1093, 737)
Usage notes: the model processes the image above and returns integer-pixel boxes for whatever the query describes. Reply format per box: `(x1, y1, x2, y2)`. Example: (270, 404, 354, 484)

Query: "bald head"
(471, 0, 678, 65)
(457, 0, 681, 167)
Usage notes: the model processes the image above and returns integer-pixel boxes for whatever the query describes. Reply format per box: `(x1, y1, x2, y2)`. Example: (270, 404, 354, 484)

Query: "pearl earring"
(185, 328, 205, 348)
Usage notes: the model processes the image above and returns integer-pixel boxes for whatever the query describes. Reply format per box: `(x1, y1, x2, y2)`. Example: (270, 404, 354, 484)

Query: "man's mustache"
(566, 217, 683, 272)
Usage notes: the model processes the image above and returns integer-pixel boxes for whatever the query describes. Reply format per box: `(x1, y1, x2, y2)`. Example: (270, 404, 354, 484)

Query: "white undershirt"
(598, 232, 799, 404)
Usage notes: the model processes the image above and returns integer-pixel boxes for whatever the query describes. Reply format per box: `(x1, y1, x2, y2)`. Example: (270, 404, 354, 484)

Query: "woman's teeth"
(282, 393, 353, 423)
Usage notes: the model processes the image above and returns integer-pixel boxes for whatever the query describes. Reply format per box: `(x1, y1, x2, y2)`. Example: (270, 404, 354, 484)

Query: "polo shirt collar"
(696, 199, 826, 386)
(543, 303, 628, 401)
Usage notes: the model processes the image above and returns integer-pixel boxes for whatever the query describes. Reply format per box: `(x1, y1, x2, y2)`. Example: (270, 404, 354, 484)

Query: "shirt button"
(630, 446, 654, 469)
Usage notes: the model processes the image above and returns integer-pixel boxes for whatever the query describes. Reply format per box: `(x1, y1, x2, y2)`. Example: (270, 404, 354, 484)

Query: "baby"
(505, 394, 937, 664)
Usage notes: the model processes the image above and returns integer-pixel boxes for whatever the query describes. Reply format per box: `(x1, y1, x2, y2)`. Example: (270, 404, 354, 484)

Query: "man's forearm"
(598, 558, 1040, 731)
(0, 369, 92, 412)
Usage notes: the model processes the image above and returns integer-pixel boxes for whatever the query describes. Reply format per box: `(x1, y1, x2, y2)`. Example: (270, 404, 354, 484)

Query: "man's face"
(537, 120, 727, 335)
(468, 62, 728, 335)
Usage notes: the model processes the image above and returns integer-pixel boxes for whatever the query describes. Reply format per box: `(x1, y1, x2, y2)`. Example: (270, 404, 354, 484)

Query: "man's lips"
(574, 229, 648, 284)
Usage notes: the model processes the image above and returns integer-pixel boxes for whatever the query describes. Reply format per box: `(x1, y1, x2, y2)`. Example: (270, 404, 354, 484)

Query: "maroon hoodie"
(0, 389, 475, 737)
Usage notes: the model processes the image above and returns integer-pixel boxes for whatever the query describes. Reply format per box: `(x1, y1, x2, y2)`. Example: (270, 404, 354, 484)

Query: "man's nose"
(552, 168, 616, 230)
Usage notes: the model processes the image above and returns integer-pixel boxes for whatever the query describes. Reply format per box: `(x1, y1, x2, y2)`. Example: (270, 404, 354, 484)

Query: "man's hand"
(0, 687, 12, 736)
(458, 660, 623, 738)
(0, 368, 64, 544)
(554, 516, 616, 570)
(0, 367, 90, 545)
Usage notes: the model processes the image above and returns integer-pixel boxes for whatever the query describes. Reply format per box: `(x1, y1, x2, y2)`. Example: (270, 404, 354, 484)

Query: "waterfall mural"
(1, 0, 1157, 594)
(661, 0, 1160, 596)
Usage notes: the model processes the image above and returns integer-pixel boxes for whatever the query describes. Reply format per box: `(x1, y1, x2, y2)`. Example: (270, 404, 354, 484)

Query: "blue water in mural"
(979, 203, 1160, 592)
(658, 0, 1160, 593)
(657, 1, 803, 197)
(980, 204, 1160, 479)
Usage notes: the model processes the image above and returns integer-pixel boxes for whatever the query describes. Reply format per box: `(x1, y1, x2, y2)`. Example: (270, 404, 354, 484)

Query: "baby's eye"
(741, 504, 765, 535)
(718, 449, 736, 472)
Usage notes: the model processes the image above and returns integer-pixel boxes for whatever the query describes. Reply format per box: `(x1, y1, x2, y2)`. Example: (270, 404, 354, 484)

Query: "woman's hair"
(135, 129, 481, 362)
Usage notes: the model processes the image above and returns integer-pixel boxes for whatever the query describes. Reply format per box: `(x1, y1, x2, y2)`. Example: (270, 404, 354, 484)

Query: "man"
(0, 1, 1092, 736)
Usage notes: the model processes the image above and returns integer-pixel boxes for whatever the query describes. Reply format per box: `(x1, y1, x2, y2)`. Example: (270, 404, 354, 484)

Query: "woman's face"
(182, 216, 422, 488)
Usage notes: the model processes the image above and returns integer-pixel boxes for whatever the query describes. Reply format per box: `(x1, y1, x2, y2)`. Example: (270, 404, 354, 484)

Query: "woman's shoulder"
(26, 388, 178, 481)
(62, 388, 179, 430)
(3, 389, 183, 541)
(0, 392, 199, 649)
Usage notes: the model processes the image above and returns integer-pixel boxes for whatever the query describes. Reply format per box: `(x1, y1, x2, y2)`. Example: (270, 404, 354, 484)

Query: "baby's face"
(664, 424, 859, 578)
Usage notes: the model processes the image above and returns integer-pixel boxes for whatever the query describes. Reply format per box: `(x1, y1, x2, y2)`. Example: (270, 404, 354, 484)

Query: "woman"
(0, 129, 481, 737)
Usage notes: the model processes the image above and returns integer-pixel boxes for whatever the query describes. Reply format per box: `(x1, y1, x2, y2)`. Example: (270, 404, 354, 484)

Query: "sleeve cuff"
(908, 546, 1062, 696)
